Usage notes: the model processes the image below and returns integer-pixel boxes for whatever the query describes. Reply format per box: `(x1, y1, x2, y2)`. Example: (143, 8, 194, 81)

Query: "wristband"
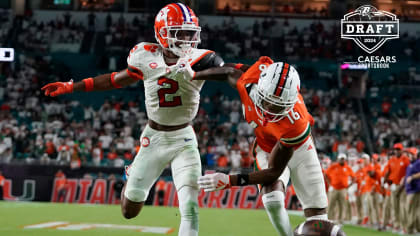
(82, 78, 94, 92)
(234, 63, 244, 70)
(110, 72, 122, 88)
(236, 174, 249, 186)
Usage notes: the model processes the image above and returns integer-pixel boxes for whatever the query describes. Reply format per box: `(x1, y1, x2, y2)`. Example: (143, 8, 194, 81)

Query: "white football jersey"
(127, 42, 214, 126)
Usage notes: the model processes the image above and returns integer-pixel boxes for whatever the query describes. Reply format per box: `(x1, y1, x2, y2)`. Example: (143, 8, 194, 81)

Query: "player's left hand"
(41, 80, 74, 97)
(168, 57, 196, 81)
(198, 173, 231, 192)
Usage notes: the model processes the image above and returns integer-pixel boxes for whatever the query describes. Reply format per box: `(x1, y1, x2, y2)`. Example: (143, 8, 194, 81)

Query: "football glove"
(41, 80, 74, 97)
(167, 57, 196, 81)
(198, 173, 231, 192)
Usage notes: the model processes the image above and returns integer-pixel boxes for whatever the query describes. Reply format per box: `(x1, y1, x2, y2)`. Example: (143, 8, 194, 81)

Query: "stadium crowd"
(0, 54, 368, 169)
(2, 11, 420, 65)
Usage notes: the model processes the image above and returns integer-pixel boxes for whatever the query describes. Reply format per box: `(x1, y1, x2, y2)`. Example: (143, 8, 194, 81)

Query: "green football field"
(0, 201, 398, 236)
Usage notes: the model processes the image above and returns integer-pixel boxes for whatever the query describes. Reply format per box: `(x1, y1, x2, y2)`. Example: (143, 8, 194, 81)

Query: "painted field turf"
(0, 201, 398, 236)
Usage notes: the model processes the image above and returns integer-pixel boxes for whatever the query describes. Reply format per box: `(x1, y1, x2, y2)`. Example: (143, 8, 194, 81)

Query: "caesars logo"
(341, 5, 399, 68)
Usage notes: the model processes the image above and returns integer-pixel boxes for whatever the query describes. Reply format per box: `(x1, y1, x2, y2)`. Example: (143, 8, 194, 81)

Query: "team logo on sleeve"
(141, 137, 150, 147)
(149, 62, 158, 69)
(341, 5, 399, 54)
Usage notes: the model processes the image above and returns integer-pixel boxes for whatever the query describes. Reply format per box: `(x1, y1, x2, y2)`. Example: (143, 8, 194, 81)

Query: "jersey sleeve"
(126, 42, 151, 81)
(191, 51, 224, 71)
(279, 121, 312, 147)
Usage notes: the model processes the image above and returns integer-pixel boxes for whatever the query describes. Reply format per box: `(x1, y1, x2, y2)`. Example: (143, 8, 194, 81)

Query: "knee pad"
(124, 187, 147, 203)
(262, 190, 285, 207)
(124, 177, 147, 203)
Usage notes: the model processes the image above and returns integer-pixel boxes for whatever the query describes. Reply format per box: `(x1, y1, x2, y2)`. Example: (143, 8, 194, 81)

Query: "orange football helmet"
(154, 3, 201, 57)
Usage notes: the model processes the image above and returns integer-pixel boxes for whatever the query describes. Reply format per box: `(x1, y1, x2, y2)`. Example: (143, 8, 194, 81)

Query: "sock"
(177, 186, 199, 236)
(306, 214, 328, 221)
(262, 191, 293, 236)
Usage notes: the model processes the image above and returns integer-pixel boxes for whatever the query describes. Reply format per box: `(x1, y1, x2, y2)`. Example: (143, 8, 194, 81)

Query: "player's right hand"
(167, 57, 196, 81)
(198, 173, 231, 192)
(41, 80, 74, 97)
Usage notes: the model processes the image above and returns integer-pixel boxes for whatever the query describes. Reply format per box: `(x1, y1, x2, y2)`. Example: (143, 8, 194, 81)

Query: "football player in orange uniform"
(197, 57, 330, 235)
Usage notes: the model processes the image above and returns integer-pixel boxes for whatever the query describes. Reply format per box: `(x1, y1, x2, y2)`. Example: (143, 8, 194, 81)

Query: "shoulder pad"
(127, 42, 160, 68)
(191, 51, 224, 71)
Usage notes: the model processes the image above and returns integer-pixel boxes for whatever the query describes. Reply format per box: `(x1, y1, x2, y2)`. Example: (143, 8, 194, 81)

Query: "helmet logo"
(156, 7, 170, 25)
(259, 64, 267, 72)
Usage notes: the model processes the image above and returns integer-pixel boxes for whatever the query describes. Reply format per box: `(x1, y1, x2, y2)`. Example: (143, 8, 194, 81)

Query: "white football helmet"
(255, 62, 300, 123)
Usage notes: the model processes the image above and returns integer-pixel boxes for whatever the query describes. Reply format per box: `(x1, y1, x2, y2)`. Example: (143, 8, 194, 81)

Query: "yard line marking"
(22, 221, 174, 234)
(24, 222, 69, 229)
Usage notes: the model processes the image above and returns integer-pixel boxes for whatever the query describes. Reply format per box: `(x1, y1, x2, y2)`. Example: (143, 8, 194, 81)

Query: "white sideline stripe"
(57, 224, 93, 230)
(22, 221, 173, 234)
(24, 222, 69, 229)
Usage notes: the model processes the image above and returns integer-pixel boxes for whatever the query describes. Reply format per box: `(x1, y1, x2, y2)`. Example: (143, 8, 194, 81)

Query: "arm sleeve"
(126, 43, 149, 80)
(191, 52, 224, 71)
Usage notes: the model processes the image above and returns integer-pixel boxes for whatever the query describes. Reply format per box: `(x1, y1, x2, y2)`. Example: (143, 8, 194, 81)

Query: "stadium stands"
(1, 4, 420, 234)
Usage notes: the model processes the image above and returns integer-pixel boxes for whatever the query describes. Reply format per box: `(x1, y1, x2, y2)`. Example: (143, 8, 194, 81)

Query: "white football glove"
(198, 173, 231, 192)
(167, 57, 196, 81)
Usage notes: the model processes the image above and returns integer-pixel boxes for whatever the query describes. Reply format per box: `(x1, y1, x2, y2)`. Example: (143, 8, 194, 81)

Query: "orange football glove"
(41, 80, 74, 97)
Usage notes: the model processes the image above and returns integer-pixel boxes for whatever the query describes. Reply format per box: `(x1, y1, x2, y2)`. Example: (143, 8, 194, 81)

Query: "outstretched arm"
(224, 63, 251, 72)
(194, 66, 243, 88)
(41, 69, 138, 97)
(198, 141, 294, 191)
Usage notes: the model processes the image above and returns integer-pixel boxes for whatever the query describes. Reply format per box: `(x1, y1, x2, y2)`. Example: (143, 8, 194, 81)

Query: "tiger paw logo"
(144, 45, 158, 53)
(341, 5, 399, 54)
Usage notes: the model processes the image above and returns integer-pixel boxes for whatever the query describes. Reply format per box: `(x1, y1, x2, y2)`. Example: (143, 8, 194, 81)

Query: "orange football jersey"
(236, 56, 314, 153)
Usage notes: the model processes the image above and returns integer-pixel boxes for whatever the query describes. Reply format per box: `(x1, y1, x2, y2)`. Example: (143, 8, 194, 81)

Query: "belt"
(148, 120, 189, 131)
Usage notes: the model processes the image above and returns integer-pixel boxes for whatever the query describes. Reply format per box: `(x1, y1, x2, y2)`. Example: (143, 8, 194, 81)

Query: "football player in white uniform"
(41, 3, 231, 236)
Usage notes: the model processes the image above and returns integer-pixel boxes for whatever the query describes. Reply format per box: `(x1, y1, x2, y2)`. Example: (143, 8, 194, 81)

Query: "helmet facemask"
(159, 24, 201, 57)
(254, 87, 297, 123)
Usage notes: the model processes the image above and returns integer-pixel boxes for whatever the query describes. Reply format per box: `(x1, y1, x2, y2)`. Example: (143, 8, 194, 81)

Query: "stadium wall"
(0, 164, 286, 209)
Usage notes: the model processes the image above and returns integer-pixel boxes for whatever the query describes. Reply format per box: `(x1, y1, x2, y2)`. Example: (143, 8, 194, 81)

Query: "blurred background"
(0, 0, 420, 235)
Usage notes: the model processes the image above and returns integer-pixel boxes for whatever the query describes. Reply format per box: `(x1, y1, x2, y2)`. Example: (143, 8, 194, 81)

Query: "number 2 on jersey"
(157, 77, 182, 107)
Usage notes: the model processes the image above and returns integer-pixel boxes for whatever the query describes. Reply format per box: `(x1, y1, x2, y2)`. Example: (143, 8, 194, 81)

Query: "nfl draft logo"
(341, 5, 399, 54)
